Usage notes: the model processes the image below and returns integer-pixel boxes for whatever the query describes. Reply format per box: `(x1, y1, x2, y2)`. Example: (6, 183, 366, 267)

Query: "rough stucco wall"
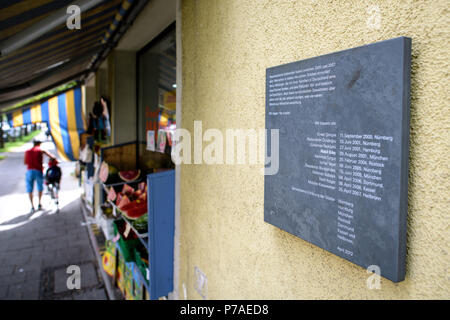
(179, 0, 449, 299)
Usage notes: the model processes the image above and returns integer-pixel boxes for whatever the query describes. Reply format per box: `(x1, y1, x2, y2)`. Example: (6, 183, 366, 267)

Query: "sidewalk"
(0, 133, 108, 300)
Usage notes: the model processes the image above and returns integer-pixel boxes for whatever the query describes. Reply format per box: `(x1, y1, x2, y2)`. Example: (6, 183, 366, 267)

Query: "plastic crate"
(113, 220, 140, 262)
(134, 247, 149, 283)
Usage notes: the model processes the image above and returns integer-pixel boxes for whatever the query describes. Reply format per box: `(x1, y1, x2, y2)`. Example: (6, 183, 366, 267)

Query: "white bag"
(79, 144, 93, 163)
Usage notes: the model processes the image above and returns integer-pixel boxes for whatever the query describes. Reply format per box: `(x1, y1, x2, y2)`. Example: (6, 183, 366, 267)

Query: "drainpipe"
(0, 0, 107, 57)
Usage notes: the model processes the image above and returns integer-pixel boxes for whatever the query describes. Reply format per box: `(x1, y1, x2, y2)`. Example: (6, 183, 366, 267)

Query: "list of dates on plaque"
(264, 37, 411, 282)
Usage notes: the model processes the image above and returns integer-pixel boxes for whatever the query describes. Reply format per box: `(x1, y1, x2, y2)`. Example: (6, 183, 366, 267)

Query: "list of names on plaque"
(264, 37, 411, 282)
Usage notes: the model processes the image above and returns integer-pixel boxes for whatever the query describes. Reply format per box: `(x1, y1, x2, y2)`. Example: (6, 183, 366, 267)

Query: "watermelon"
(118, 170, 141, 182)
(133, 189, 143, 198)
(138, 192, 147, 201)
(131, 214, 148, 233)
(121, 201, 147, 220)
(99, 161, 118, 183)
(138, 182, 146, 191)
(116, 193, 123, 206)
(122, 184, 134, 196)
(117, 195, 130, 210)
(107, 187, 117, 201)
(120, 198, 144, 210)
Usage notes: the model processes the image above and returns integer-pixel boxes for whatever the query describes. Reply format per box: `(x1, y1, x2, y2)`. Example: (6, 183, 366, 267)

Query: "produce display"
(108, 183, 148, 220)
(117, 194, 130, 210)
(119, 170, 141, 182)
(131, 214, 148, 233)
(107, 187, 117, 202)
(122, 183, 134, 195)
(121, 200, 147, 220)
(95, 141, 172, 300)
(87, 140, 171, 300)
(115, 219, 138, 241)
(99, 161, 119, 184)
(101, 203, 113, 218)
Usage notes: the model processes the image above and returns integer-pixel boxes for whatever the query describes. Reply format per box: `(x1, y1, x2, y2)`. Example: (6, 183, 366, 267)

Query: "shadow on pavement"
(0, 197, 107, 300)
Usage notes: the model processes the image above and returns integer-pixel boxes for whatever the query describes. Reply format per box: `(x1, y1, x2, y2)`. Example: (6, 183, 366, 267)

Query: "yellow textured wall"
(179, 0, 449, 299)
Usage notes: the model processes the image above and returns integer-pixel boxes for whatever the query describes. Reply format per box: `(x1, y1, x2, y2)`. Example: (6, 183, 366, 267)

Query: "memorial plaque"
(264, 37, 411, 282)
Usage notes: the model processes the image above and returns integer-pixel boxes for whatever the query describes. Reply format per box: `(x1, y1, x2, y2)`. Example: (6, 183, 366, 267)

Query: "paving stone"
(0, 265, 15, 276)
(21, 289, 39, 300)
(0, 149, 106, 299)
(79, 263, 99, 288)
(28, 255, 44, 268)
(19, 279, 40, 300)
(54, 267, 73, 294)
(35, 234, 60, 242)
(53, 262, 99, 294)
(4, 288, 21, 300)
(56, 252, 79, 267)
(0, 284, 8, 298)
(25, 270, 41, 282)
(43, 239, 69, 250)
(40, 251, 58, 267)
(4, 242, 35, 252)
(40, 250, 57, 261)
(73, 288, 107, 300)
(16, 247, 43, 261)
(5, 251, 32, 266)
(70, 238, 91, 247)
(12, 266, 29, 277)
(79, 248, 95, 260)
(0, 271, 26, 286)
(64, 235, 80, 244)
(62, 247, 81, 257)
(7, 283, 27, 299)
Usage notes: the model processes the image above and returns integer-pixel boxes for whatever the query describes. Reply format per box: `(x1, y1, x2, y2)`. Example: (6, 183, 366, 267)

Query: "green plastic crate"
(113, 220, 140, 262)
(134, 247, 149, 283)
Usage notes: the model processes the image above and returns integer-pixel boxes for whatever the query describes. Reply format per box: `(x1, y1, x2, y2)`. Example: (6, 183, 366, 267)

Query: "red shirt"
(25, 146, 43, 172)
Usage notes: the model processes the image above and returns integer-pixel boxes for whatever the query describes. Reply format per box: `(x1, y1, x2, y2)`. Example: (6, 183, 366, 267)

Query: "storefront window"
(137, 24, 176, 154)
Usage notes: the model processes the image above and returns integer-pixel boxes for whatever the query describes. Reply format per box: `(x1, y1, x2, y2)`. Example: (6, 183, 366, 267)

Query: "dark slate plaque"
(264, 37, 411, 282)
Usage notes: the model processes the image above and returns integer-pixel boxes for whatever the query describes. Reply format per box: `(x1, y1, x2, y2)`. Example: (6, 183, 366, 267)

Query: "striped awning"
(0, 0, 141, 109)
(7, 87, 86, 161)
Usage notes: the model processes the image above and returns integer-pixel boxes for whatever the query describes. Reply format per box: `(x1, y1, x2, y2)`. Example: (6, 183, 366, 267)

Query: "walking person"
(24, 139, 56, 212)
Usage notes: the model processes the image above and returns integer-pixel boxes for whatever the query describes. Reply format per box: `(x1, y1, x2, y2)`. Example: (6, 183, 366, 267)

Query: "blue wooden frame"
(147, 170, 175, 299)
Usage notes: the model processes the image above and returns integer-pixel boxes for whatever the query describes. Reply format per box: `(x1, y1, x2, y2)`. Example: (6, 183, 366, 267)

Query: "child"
(45, 158, 62, 205)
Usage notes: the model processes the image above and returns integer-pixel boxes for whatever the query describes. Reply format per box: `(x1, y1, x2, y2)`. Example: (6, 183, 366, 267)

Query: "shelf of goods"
(114, 235, 150, 296)
(106, 195, 149, 251)
(96, 141, 175, 300)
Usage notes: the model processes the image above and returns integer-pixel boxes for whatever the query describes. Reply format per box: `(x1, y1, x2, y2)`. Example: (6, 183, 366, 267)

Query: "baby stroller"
(45, 158, 62, 210)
